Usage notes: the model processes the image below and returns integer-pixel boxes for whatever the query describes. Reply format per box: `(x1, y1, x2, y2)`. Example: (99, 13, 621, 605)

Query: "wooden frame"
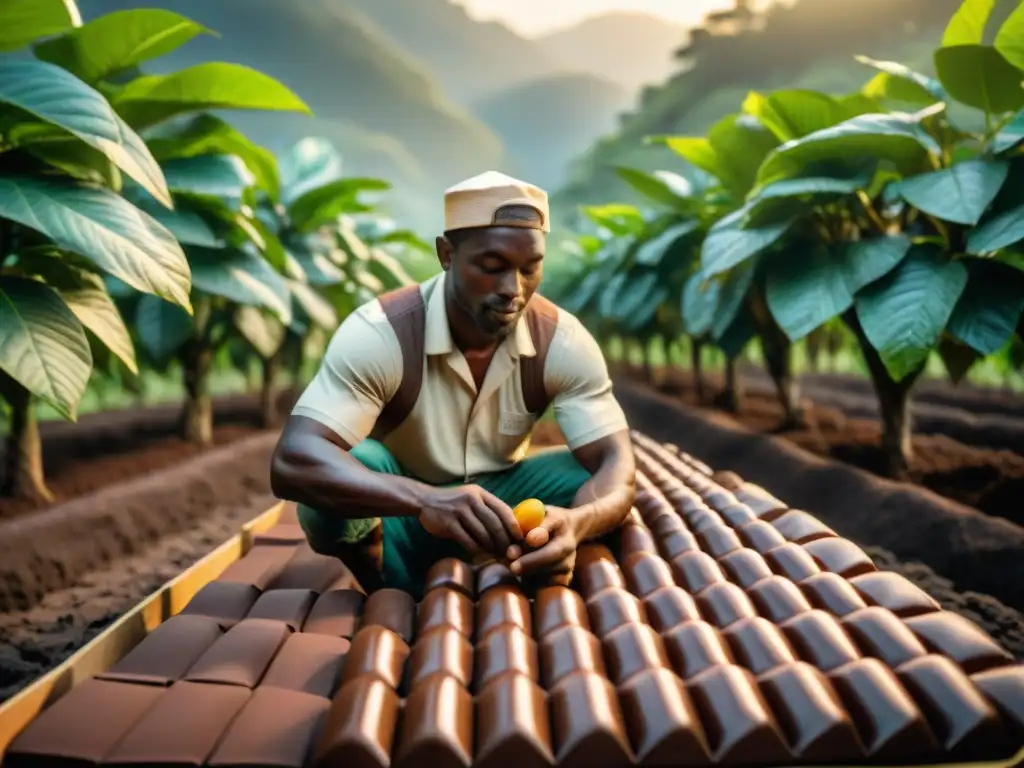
(0, 501, 286, 761)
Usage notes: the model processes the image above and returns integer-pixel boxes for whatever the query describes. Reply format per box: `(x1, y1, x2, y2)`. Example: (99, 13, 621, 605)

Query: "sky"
(457, 0, 741, 38)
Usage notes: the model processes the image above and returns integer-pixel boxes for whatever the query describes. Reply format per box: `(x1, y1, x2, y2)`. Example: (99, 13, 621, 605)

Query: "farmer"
(270, 171, 635, 597)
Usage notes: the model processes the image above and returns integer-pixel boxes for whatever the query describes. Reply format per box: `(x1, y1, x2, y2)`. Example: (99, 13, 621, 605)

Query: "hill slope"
(343, 0, 558, 103)
(536, 13, 688, 94)
(552, 0, 1019, 227)
(474, 73, 634, 191)
(77, 0, 507, 231)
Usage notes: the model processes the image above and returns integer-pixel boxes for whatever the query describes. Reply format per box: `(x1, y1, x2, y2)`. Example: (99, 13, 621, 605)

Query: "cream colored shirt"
(292, 271, 629, 484)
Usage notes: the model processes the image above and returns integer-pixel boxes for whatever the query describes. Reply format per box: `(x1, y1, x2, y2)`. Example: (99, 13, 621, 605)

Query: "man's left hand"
(505, 506, 578, 587)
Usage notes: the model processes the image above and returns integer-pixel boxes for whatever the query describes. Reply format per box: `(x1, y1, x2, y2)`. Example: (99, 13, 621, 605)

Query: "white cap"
(444, 171, 549, 233)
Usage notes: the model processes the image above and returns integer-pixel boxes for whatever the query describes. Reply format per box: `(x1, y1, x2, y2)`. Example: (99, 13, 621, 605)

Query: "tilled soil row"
(0, 491, 279, 704)
(0, 432, 280, 612)
(615, 379, 1024, 612)
(1, 390, 299, 520)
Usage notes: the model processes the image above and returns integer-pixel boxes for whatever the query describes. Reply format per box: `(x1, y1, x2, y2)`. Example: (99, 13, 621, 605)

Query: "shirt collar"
(422, 270, 536, 358)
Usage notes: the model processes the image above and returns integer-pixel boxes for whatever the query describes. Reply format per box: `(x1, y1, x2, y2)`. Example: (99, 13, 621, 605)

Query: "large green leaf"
(993, 110, 1024, 153)
(706, 114, 779, 197)
(766, 245, 854, 341)
(747, 174, 871, 217)
(711, 265, 757, 340)
(20, 134, 120, 189)
(0, 275, 90, 419)
(946, 260, 1024, 355)
(856, 56, 946, 106)
(290, 249, 344, 285)
(763, 236, 910, 342)
(288, 178, 391, 233)
(162, 154, 255, 207)
(839, 234, 913, 292)
(111, 62, 311, 130)
(288, 280, 338, 331)
(235, 305, 285, 358)
(938, 338, 981, 384)
(143, 203, 221, 248)
(654, 136, 722, 182)
(0, 0, 79, 53)
(855, 247, 968, 381)
(755, 112, 940, 187)
(279, 137, 343, 204)
(744, 89, 850, 142)
(615, 167, 694, 210)
(621, 282, 669, 334)
(0, 60, 170, 206)
(59, 271, 136, 374)
(942, 0, 996, 46)
(581, 204, 646, 236)
(146, 114, 279, 199)
(896, 160, 1008, 226)
(134, 294, 192, 363)
(12, 252, 137, 373)
(367, 248, 415, 290)
(188, 246, 291, 324)
(681, 271, 720, 337)
(934, 45, 1024, 114)
(967, 202, 1024, 253)
(33, 9, 210, 84)
(717, 304, 757, 359)
(700, 205, 794, 277)
(995, 2, 1024, 71)
(0, 176, 191, 310)
(634, 220, 700, 268)
(607, 269, 661, 323)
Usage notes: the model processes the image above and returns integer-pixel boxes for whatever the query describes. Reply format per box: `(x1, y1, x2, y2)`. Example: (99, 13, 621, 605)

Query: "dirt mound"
(0, 492, 278, 703)
(1, 389, 299, 520)
(647, 370, 1024, 526)
(0, 432, 280, 612)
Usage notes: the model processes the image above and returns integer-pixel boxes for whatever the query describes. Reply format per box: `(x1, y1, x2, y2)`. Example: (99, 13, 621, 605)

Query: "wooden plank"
(0, 501, 285, 761)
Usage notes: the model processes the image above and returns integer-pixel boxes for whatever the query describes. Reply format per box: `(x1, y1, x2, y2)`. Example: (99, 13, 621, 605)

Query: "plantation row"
(0, 1, 429, 502)
(549, 0, 1024, 476)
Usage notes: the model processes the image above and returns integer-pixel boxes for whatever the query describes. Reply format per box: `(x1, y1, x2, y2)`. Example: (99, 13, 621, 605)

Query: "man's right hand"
(418, 484, 522, 557)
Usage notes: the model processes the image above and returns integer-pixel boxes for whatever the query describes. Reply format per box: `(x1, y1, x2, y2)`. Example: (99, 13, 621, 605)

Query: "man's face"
(437, 226, 545, 340)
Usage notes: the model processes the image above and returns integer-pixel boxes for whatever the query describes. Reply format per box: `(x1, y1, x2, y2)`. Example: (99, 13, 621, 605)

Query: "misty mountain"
(474, 73, 634, 190)
(536, 13, 688, 94)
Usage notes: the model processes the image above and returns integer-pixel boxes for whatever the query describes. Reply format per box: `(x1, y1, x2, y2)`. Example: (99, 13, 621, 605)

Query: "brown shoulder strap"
(372, 285, 425, 440)
(521, 293, 559, 415)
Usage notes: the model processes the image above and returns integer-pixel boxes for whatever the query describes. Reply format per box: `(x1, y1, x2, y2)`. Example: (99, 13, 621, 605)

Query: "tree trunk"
(259, 354, 279, 429)
(760, 327, 803, 429)
(845, 312, 921, 478)
(691, 341, 706, 404)
(0, 373, 53, 502)
(717, 356, 743, 413)
(805, 329, 823, 373)
(180, 343, 214, 447)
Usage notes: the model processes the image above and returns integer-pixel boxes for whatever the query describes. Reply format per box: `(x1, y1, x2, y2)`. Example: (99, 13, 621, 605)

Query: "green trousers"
(296, 439, 592, 597)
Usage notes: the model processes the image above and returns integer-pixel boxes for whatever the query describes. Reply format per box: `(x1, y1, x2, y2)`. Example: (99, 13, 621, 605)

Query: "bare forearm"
(569, 465, 635, 543)
(271, 435, 428, 520)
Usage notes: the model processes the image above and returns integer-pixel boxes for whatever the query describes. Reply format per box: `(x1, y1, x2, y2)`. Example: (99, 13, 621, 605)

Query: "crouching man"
(270, 171, 635, 597)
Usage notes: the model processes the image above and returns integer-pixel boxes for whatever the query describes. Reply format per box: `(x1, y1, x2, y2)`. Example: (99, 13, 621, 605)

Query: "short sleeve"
(291, 303, 402, 447)
(544, 311, 629, 450)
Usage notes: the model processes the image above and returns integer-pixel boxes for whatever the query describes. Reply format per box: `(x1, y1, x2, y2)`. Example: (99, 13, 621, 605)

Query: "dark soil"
(0, 491, 281, 704)
(0, 432, 280, 612)
(646, 367, 1024, 528)
(793, 369, 1024, 421)
(1, 389, 298, 519)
